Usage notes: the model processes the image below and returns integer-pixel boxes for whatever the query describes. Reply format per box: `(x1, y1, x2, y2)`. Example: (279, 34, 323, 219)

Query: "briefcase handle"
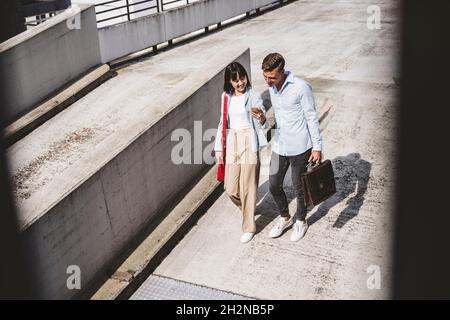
(305, 160, 321, 171)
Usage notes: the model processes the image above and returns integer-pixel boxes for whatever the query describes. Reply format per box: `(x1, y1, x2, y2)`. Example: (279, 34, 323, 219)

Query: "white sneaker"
(240, 232, 254, 243)
(269, 216, 293, 238)
(290, 220, 308, 242)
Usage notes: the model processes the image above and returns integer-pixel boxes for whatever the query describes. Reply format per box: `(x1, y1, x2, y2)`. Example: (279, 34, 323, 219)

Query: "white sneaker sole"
(290, 225, 308, 242)
(240, 233, 254, 243)
(269, 219, 294, 238)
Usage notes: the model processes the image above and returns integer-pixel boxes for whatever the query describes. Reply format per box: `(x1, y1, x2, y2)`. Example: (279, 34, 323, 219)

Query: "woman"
(214, 62, 268, 243)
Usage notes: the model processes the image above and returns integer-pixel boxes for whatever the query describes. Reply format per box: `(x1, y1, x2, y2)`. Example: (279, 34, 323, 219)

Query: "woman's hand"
(215, 151, 224, 164)
(251, 107, 266, 124)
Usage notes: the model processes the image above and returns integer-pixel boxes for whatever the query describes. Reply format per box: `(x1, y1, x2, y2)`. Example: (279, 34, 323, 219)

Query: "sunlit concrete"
(152, 0, 399, 299)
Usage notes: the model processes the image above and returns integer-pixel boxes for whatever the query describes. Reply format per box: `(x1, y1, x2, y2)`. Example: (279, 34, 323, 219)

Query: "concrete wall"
(99, 0, 281, 63)
(21, 49, 250, 299)
(0, 0, 279, 124)
(0, 4, 102, 125)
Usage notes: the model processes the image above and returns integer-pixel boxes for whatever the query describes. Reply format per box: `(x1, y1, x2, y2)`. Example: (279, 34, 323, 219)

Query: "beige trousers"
(224, 128, 260, 233)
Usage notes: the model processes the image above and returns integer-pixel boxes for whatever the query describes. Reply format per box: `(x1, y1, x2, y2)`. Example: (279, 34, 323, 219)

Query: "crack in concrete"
(100, 176, 116, 237)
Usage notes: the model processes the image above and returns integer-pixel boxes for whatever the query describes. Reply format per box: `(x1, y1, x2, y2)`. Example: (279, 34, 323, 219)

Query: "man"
(262, 53, 322, 242)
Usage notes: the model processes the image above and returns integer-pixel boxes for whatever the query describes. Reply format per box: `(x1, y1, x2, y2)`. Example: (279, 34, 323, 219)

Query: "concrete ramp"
(131, 0, 399, 300)
(7, 40, 250, 299)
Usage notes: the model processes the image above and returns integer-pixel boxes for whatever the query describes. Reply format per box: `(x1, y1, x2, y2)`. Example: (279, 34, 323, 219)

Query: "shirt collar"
(273, 70, 294, 93)
(285, 70, 295, 85)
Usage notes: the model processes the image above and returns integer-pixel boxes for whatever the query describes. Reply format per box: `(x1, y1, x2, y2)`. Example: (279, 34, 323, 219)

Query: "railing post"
(126, 0, 131, 21)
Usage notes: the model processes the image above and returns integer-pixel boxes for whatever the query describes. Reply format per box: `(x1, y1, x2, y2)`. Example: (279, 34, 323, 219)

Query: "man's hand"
(215, 151, 224, 164)
(308, 150, 321, 164)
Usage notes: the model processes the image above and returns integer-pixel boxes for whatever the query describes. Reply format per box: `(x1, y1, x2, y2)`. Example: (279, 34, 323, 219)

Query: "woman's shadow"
(254, 153, 371, 234)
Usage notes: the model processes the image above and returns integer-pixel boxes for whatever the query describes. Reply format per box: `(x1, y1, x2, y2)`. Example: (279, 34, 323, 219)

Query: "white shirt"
(228, 94, 251, 129)
(269, 70, 322, 156)
(214, 89, 268, 153)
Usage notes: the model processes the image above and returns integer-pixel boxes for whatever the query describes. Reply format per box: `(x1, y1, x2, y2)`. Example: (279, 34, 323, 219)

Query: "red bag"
(216, 94, 229, 181)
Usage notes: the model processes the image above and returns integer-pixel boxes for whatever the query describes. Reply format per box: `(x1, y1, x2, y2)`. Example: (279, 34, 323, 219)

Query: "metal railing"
(161, 0, 190, 11)
(95, 0, 190, 24)
(22, 0, 72, 27)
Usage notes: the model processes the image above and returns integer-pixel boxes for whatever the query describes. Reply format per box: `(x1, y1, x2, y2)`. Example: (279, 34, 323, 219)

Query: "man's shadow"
(254, 153, 371, 234)
(308, 153, 371, 228)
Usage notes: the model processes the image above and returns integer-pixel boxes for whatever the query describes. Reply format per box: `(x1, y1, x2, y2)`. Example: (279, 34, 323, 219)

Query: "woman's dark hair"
(223, 62, 252, 94)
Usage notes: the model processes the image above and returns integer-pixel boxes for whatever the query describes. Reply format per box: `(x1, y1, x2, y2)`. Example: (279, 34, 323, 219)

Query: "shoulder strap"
(221, 94, 229, 152)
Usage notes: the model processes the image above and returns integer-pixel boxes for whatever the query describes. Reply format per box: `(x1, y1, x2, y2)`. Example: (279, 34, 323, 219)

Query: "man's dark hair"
(261, 53, 285, 72)
(223, 62, 252, 94)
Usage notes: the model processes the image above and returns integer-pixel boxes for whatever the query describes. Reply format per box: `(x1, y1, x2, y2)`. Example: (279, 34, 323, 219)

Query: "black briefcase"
(301, 159, 336, 206)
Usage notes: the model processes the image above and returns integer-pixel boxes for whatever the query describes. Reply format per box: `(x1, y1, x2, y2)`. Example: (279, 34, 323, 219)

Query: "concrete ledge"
(2, 64, 113, 146)
(9, 44, 251, 299)
(91, 165, 222, 300)
(99, 0, 287, 63)
(0, 3, 91, 52)
(0, 3, 102, 124)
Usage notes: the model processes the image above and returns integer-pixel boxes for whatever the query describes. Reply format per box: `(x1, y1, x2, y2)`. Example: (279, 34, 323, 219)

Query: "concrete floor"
(149, 0, 400, 299)
(9, 0, 400, 299)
